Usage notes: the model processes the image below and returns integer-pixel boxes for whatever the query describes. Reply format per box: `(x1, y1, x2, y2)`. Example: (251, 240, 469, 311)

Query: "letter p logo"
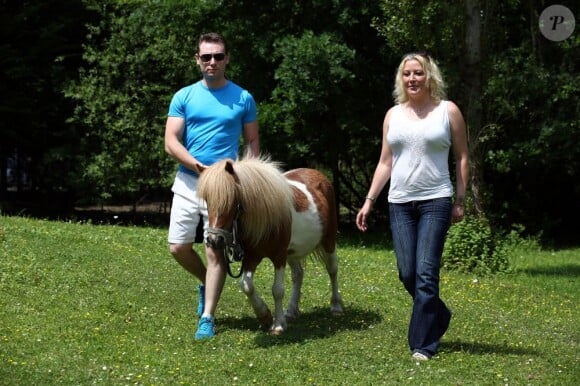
(550, 15, 565, 30)
(540, 5, 575, 41)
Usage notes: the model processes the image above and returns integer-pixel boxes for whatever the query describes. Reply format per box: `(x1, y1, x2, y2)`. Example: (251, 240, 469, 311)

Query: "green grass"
(1, 216, 578, 385)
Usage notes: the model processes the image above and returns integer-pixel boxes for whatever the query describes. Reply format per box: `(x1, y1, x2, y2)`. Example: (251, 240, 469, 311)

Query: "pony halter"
(205, 204, 244, 278)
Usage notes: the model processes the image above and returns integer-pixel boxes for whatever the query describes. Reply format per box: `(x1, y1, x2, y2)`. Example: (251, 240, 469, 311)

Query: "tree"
(67, 0, 394, 214)
(261, 30, 355, 208)
(66, 0, 212, 203)
(219, 1, 394, 218)
(15, 0, 574, 244)
(480, 0, 579, 242)
(0, 0, 96, 197)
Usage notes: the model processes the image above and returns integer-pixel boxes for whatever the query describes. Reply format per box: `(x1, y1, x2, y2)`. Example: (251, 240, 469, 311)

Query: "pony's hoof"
(257, 310, 273, 330)
(331, 309, 344, 316)
(331, 301, 344, 315)
(270, 326, 284, 336)
(284, 310, 300, 323)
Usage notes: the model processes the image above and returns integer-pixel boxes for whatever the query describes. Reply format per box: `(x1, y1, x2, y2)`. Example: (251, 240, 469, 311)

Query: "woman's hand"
(356, 202, 373, 232)
(451, 204, 464, 223)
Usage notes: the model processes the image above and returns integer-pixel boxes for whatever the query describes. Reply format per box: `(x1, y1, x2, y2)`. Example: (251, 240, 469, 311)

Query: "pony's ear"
(225, 160, 235, 175)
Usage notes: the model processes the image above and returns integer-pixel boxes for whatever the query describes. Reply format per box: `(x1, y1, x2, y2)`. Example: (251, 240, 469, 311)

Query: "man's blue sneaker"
(197, 284, 205, 317)
(195, 316, 215, 340)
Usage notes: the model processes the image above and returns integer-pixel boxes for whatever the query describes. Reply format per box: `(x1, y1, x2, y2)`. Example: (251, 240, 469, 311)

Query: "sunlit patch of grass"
(1, 216, 578, 385)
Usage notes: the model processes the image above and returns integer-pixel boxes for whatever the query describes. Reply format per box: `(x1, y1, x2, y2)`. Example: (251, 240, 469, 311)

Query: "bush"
(443, 215, 511, 274)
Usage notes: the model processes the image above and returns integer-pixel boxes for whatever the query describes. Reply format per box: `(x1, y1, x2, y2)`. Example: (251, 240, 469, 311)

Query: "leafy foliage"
(481, 42, 580, 242)
(374, 0, 463, 59)
(66, 0, 213, 202)
(0, 0, 97, 193)
(261, 31, 355, 168)
(443, 215, 511, 274)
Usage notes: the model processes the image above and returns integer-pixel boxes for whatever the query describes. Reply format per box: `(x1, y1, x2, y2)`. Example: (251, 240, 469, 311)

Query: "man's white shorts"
(168, 192, 208, 244)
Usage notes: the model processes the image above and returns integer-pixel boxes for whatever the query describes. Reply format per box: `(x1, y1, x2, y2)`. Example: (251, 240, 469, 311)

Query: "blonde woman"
(356, 52, 469, 360)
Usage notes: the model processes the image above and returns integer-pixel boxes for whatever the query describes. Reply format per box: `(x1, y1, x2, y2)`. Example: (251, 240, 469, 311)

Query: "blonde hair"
(393, 52, 447, 104)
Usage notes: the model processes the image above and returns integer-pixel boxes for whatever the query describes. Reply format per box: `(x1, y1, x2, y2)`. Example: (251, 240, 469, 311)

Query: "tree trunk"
(464, 0, 485, 214)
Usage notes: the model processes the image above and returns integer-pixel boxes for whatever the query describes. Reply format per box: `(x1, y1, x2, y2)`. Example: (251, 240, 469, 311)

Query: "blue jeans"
(389, 197, 452, 356)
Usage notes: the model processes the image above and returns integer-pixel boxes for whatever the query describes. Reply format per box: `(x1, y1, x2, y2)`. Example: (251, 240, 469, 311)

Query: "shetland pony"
(197, 156, 344, 335)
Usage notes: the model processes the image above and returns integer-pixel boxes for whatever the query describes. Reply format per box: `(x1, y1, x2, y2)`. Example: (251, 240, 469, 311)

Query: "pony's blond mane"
(197, 156, 294, 247)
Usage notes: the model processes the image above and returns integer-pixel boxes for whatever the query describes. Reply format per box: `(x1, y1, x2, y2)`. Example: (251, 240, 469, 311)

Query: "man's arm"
(164, 116, 205, 173)
(243, 120, 260, 158)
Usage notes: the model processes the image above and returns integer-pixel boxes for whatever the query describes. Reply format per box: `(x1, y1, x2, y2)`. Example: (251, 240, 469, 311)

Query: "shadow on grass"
(517, 264, 580, 277)
(440, 340, 539, 356)
(218, 306, 382, 347)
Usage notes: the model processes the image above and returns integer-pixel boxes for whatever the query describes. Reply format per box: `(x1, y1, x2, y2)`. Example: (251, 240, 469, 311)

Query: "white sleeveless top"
(386, 101, 454, 203)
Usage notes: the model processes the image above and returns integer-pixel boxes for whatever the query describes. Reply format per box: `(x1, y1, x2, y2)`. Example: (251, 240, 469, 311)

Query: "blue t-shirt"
(168, 80, 257, 176)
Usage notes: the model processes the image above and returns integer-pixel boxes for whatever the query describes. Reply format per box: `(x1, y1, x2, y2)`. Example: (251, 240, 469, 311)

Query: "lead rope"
(224, 205, 244, 278)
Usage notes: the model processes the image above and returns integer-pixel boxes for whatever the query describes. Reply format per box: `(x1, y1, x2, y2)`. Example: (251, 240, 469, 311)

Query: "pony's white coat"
(286, 179, 324, 258)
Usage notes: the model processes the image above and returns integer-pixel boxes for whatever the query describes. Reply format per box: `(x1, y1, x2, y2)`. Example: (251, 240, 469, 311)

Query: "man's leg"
(168, 192, 208, 321)
(169, 242, 207, 283)
(168, 192, 207, 283)
(170, 243, 207, 318)
(200, 246, 226, 317)
(195, 246, 226, 339)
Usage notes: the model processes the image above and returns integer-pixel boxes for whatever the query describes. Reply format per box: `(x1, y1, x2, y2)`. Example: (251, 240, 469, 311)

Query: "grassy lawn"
(1, 216, 578, 385)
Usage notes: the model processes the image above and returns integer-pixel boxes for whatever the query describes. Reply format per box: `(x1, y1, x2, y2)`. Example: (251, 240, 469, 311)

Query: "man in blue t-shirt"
(164, 32, 260, 340)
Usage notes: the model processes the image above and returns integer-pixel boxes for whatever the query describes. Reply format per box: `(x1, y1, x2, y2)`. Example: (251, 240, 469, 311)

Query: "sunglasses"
(198, 53, 226, 62)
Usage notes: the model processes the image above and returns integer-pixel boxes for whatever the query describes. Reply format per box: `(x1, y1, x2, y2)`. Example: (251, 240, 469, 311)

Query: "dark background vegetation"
(1, 0, 578, 246)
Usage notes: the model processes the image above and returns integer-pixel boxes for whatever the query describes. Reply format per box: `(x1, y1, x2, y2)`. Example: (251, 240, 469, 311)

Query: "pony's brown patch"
(290, 186, 309, 212)
(285, 168, 338, 253)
